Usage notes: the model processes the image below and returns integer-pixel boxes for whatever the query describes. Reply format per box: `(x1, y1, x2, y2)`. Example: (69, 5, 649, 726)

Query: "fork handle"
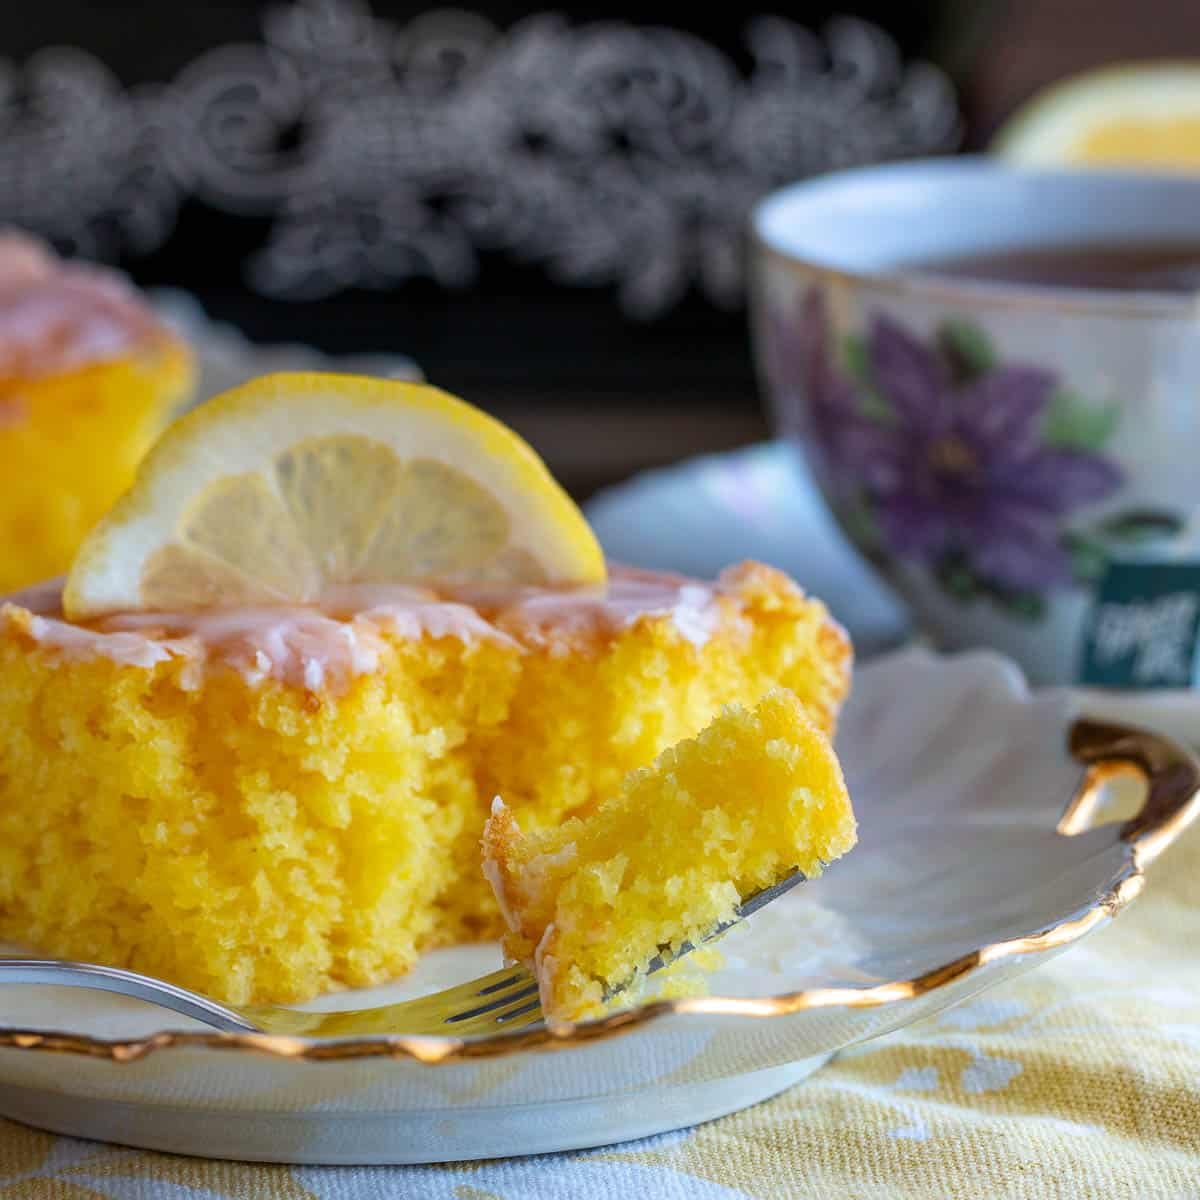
(0, 957, 257, 1033)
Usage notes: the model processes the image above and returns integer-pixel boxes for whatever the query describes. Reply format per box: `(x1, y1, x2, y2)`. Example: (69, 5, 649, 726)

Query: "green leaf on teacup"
(842, 333, 872, 387)
(1061, 530, 1109, 582)
(936, 319, 996, 382)
(933, 549, 1049, 620)
(841, 335, 895, 425)
(996, 590, 1046, 621)
(1096, 508, 1185, 544)
(1043, 389, 1121, 452)
(934, 551, 980, 605)
(837, 489, 885, 554)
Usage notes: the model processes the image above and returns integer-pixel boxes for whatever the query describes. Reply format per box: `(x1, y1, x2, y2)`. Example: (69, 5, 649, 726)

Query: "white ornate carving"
(0, 0, 958, 316)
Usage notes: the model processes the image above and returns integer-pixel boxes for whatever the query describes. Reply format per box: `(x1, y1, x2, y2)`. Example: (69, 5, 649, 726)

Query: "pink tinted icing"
(0, 232, 173, 379)
(2, 566, 729, 691)
(457, 567, 724, 653)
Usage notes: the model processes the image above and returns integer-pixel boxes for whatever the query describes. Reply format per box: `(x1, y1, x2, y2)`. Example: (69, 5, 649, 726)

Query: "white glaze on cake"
(0, 232, 174, 379)
(1, 566, 733, 691)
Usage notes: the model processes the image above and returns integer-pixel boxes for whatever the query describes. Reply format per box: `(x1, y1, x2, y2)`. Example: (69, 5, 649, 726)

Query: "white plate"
(0, 648, 1194, 1164)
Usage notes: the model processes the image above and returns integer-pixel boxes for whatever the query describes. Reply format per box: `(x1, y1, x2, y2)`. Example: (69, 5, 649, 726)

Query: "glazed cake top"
(1, 565, 759, 691)
(0, 232, 177, 379)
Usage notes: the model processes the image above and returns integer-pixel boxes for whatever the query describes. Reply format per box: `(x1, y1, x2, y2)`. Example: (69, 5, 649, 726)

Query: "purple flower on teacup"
(853, 314, 1122, 593)
(767, 286, 1127, 609)
(765, 288, 886, 480)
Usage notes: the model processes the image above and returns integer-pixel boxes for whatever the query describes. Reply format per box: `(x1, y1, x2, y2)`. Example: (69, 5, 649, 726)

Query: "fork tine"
(477, 970, 526, 996)
(441, 991, 546, 1038)
(405, 965, 530, 1012)
(493, 997, 541, 1025)
(444, 980, 539, 1024)
(506, 1011, 545, 1031)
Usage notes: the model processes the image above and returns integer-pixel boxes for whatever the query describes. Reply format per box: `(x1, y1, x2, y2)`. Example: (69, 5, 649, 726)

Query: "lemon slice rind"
(994, 61, 1200, 167)
(64, 372, 605, 618)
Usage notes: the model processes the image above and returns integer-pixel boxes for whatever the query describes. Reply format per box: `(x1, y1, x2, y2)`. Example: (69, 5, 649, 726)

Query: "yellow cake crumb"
(0, 563, 849, 1005)
(1, 348, 193, 594)
(0, 233, 193, 591)
(482, 689, 857, 1022)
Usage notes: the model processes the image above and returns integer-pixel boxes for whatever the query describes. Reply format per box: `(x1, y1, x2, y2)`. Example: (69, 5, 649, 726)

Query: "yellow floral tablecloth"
(1, 821, 1197, 1198)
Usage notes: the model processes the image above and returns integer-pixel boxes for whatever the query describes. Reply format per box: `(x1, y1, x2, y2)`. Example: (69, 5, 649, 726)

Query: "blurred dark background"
(2, 0, 1197, 493)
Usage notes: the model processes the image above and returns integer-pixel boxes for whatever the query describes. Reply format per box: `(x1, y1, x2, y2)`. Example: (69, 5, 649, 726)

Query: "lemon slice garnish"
(64, 372, 605, 618)
(994, 62, 1200, 169)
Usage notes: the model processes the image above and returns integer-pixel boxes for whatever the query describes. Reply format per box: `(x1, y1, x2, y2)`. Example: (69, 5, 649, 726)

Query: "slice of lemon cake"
(0, 232, 193, 592)
(482, 689, 857, 1022)
(0, 374, 851, 1005)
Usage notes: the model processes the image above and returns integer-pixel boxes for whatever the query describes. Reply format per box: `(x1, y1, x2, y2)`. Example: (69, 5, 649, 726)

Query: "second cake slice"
(483, 688, 857, 1022)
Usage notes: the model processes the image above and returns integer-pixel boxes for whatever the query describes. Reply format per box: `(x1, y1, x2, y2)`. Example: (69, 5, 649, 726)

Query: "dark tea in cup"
(915, 241, 1200, 293)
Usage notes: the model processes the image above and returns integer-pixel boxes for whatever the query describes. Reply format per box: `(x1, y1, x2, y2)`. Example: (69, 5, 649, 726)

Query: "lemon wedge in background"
(64, 372, 605, 618)
(994, 62, 1200, 169)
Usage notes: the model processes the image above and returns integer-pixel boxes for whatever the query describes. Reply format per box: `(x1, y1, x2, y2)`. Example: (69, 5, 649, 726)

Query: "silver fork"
(0, 870, 806, 1038)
